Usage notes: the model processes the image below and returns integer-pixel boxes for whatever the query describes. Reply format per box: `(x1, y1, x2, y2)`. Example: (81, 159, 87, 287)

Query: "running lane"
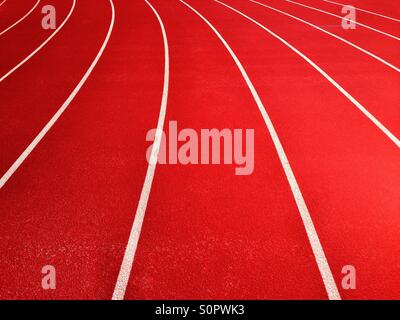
(178, 0, 400, 299)
(0, 0, 106, 180)
(247, 0, 400, 68)
(337, 0, 400, 17)
(0, 0, 71, 76)
(222, 0, 400, 142)
(0, 0, 163, 299)
(0, 0, 37, 32)
(300, 0, 400, 35)
(122, 0, 329, 300)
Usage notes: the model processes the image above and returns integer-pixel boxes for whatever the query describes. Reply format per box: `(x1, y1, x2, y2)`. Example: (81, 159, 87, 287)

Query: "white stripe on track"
(249, 0, 400, 73)
(0, 0, 41, 36)
(322, 0, 400, 23)
(0, 0, 75, 82)
(0, 0, 115, 189)
(216, 0, 400, 148)
(0, 0, 7, 7)
(181, 0, 341, 300)
(112, 0, 169, 300)
(285, 0, 400, 41)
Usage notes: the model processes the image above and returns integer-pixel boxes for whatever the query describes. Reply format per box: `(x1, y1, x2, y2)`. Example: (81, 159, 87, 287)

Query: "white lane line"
(0, 0, 75, 82)
(216, 0, 400, 148)
(284, 0, 400, 41)
(0, 0, 115, 189)
(322, 0, 400, 23)
(112, 0, 169, 300)
(0, 0, 7, 7)
(0, 0, 41, 36)
(181, 0, 341, 300)
(249, 0, 400, 72)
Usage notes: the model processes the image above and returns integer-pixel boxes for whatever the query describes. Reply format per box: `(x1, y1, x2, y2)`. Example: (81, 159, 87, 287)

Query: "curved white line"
(0, 0, 41, 36)
(322, 0, 400, 23)
(0, 0, 115, 189)
(112, 0, 169, 300)
(0, 0, 75, 82)
(181, 0, 341, 300)
(0, 0, 7, 7)
(249, 0, 400, 72)
(285, 0, 400, 41)
(216, 0, 399, 148)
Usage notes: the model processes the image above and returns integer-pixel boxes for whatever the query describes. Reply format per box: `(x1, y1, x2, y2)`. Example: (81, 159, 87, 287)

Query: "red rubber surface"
(0, 0, 399, 299)
(0, 0, 36, 31)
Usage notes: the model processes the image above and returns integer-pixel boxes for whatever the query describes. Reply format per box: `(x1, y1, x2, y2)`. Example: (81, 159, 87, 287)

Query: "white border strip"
(0, 0, 41, 36)
(285, 0, 400, 41)
(0, 0, 115, 189)
(322, 0, 400, 23)
(216, 0, 399, 148)
(249, 0, 400, 73)
(0, 0, 7, 7)
(0, 0, 75, 82)
(112, 0, 169, 300)
(181, 0, 341, 300)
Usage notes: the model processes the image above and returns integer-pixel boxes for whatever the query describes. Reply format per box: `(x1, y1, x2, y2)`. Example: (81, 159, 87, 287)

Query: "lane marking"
(0, 0, 41, 36)
(322, 0, 400, 23)
(0, 0, 75, 82)
(249, 0, 400, 73)
(112, 0, 169, 300)
(216, 0, 400, 148)
(0, 0, 115, 189)
(181, 0, 341, 300)
(284, 0, 400, 41)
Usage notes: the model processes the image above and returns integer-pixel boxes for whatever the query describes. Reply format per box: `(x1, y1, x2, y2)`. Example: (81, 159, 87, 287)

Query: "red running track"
(0, 0, 399, 299)
(0, 0, 38, 33)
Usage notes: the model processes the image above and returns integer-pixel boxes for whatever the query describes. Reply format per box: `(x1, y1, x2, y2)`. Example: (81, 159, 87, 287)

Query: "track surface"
(0, 0, 399, 299)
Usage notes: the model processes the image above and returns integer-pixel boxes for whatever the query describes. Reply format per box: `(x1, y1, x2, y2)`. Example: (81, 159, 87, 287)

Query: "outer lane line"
(112, 0, 169, 300)
(0, 0, 41, 36)
(216, 0, 400, 148)
(0, 0, 75, 82)
(180, 0, 341, 300)
(0, 0, 115, 189)
(249, 0, 400, 73)
(284, 0, 400, 41)
(322, 0, 400, 23)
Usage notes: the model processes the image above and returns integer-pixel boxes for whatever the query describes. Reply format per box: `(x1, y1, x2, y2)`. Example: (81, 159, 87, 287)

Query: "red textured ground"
(0, 0, 399, 299)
